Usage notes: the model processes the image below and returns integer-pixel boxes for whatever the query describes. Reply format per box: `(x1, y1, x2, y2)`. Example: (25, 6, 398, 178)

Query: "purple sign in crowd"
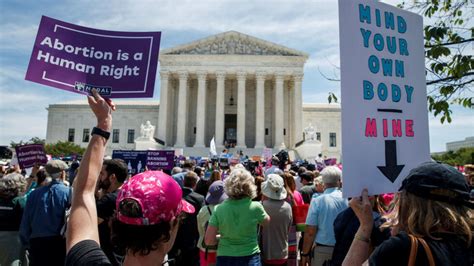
(112, 150, 175, 172)
(15, 144, 48, 169)
(25, 16, 161, 98)
(146, 150, 175, 171)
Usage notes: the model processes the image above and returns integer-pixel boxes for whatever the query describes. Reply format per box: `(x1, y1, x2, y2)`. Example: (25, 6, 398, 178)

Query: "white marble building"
(45, 31, 342, 159)
(446, 136, 474, 152)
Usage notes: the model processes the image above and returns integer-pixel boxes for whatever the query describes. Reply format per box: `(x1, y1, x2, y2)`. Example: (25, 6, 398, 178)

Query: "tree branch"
(318, 67, 340, 82)
(455, 79, 474, 88)
(427, 72, 474, 85)
(425, 38, 474, 48)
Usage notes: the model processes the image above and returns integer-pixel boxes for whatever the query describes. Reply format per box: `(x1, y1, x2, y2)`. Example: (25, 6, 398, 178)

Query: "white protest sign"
(174, 148, 184, 157)
(262, 148, 273, 162)
(339, 0, 430, 197)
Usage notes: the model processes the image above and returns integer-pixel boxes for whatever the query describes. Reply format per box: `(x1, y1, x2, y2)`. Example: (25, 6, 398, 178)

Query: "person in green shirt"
(205, 167, 270, 266)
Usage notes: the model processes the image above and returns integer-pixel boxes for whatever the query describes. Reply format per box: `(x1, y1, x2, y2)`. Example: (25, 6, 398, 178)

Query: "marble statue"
(297, 123, 323, 163)
(140, 121, 155, 140)
(304, 123, 317, 142)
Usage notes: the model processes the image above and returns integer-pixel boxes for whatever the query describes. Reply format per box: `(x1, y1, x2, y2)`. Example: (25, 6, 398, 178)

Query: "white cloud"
(429, 114, 474, 128)
(0, 66, 25, 83)
(428, 112, 474, 152)
(0, 23, 38, 51)
(0, 0, 340, 51)
(0, 112, 47, 143)
(0, 67, 54, 111)
(305, 51, 340, 71)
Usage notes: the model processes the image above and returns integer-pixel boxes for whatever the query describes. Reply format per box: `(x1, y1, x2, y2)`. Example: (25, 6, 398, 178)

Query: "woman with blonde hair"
(205, 168, 270, 265)
(343, 161, 473, 265)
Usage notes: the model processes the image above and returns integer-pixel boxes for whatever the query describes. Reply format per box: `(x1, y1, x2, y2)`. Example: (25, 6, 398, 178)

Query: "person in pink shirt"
(281, 172, 304, 266)
(282, 172, 304, 206)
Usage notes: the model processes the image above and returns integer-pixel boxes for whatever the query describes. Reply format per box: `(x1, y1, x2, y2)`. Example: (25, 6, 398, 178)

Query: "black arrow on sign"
(377, 140, 404, 183)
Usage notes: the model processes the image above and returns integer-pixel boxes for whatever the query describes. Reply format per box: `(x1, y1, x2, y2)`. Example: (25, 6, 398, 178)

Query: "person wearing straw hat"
(260, 174, 293, 266)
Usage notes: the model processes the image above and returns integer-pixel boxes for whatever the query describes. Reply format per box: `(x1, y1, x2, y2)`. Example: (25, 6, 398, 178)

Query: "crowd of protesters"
(0, 90, 473, 266)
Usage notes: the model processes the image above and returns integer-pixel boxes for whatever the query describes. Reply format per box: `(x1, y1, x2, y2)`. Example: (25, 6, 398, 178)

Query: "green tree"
(432, 147, 474, 165)
(0, 146, 13, 159)
(44, 141, 86, 157)
(10, 137, 45, 148)
(400, 0, 473, 123)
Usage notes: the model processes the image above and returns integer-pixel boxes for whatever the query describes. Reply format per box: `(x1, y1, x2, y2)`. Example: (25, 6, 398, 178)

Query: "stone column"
(157, 71, 169, 145)
(194, 71, 207, 147)
(175, 71, 188, 147)
(293, 73, 304, 148)
(255, 71, 266, 148)
(274, 72, 285, 149)
(215, 71, 226, 148)
(236, 71, 247, 148)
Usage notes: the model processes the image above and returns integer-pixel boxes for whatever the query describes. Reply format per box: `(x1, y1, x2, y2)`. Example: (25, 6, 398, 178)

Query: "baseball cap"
(45, 160, 68, 175)
(399, 161, 473, 208)
(116, 171, 195, 225)
(205, 180, 228, 205)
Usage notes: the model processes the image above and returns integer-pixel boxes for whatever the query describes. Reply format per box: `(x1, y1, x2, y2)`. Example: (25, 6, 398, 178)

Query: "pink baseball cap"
(116, 171, 195, 225)
(381, 193, 394, 206)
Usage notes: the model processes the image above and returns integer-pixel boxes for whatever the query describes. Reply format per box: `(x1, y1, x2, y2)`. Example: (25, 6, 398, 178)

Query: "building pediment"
(161, 31, 308, 57)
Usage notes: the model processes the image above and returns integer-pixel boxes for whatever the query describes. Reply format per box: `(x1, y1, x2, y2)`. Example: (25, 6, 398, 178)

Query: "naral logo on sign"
(75, 82, 112, 96)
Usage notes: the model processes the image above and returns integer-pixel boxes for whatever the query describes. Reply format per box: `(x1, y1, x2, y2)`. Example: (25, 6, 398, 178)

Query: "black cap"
(399, 161, 473, 208)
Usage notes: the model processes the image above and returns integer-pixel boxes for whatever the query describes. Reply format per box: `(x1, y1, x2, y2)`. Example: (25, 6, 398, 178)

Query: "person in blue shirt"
(300, 166, 348, 266)
(172, 160, 195, 187)
(19, 160, 71, 266)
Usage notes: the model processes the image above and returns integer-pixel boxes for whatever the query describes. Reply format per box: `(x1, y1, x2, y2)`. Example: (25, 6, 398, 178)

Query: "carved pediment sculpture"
(162, 31, 307, 57)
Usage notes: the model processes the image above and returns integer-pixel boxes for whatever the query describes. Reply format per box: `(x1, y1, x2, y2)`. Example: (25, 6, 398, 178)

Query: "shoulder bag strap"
(204, 205, 213, 260)
(408, 234, 419, 266)
(68, 186, 73, 206)
(418, 238, 435, 266)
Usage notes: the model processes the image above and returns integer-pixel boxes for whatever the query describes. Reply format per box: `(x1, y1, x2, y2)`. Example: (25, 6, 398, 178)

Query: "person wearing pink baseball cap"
(64, 89, 194, 266)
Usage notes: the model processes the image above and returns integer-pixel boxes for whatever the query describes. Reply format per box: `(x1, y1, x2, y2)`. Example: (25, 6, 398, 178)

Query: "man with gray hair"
(264, 156, 283, 179)
(19, 160, 71, 266)
(300, 166, 348, 266)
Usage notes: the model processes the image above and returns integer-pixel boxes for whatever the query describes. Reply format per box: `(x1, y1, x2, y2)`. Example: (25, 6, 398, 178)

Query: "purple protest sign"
(147, 150, 175, 171)
(112, 150, 148, 175)
(15, 144, 48, 169)
(324, 158, 337, 166)
(25, 16, 161, 98)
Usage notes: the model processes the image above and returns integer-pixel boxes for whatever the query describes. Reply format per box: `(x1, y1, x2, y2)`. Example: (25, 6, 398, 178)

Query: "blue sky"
(0, 0, 472, 152)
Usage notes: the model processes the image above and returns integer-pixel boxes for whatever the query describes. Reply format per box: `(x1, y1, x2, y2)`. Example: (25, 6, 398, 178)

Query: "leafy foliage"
(0, 146, 13, 159)
(44, 141, 86, 157)
(400, 0, 473, 123)
(10, 137, 45, 148)
(432, 147, 474, 165)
